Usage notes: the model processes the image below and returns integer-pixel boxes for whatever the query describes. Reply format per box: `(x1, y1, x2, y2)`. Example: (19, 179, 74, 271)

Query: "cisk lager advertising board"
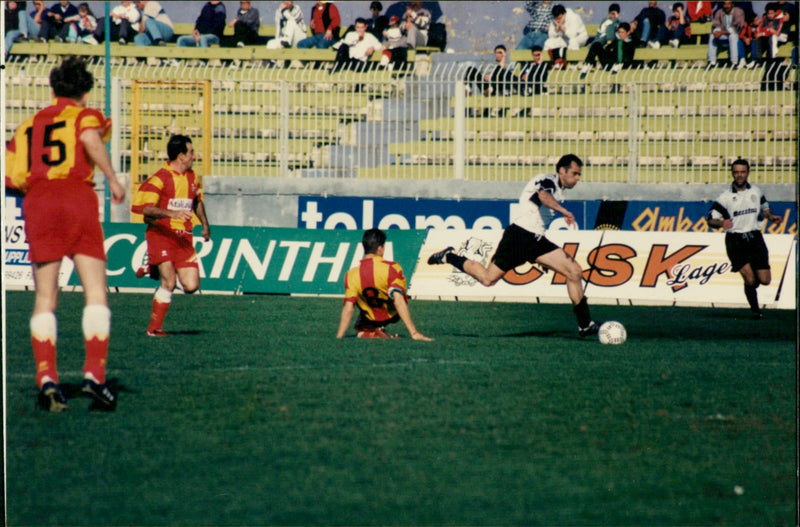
(412, 229, 797, 309)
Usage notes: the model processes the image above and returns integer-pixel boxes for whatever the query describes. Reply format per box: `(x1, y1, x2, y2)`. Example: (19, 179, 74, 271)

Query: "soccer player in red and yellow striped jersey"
(5, 57, 126, 411)
(131, 135, 211, 337)
(337, 229, 432, 340)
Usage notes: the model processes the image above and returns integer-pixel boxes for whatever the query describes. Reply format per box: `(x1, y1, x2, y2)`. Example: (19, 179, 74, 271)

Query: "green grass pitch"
(4, 290, 796, 526)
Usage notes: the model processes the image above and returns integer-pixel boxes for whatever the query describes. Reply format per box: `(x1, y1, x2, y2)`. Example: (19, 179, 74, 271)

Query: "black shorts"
(725, 231, 770, 272)
(491, 224, 560, 272)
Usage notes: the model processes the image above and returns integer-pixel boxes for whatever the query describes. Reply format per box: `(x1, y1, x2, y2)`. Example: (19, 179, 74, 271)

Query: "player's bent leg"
(463, 260, 506, 287)
(536, 248, 598, 336)
(536, 248, 584, 305)
(756, 268, 772, 286)
(176, 266, 201, 294)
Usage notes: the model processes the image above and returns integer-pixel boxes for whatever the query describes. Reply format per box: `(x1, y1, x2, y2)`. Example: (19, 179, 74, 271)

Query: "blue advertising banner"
(299, 196, 797, 234)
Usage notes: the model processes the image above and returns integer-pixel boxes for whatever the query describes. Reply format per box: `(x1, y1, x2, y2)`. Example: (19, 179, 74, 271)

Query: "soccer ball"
(598, 321, 627, 345)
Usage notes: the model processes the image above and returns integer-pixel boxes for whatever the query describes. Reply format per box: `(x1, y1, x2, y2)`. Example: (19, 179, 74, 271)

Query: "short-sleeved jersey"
(707, 182, 771, 233)
(343, 255, 407, 324)
(131, 163, 203, 235)
(511, 172, 565, 235)
(5, 98, 110, 193)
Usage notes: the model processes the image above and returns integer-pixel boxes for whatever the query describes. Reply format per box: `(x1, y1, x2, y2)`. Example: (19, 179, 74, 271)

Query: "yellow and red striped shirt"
(343, 255, 407, 324)
(5, 98, 110, 193)
(131, 163, 203, 234)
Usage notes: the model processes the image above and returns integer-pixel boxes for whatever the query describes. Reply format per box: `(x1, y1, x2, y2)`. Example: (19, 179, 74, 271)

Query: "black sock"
(573, 297, 592, 328)
(744, 284, 760, 312)
(445, 252, 468, 272)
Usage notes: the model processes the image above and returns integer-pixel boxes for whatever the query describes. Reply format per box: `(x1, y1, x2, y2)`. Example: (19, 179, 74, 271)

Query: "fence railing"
(4, 60, 797, 186)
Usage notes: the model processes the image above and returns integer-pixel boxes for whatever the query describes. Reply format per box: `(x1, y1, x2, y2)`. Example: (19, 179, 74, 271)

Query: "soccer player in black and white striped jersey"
(428, 154, 600, 337)
(706, 158, 783, 318)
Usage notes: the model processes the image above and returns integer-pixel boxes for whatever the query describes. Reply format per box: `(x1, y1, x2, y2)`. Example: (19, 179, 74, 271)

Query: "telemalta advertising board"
(412, 228, 796, 309)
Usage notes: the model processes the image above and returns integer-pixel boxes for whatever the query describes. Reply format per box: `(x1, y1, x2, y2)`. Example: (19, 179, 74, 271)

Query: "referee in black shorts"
(706, 158, 783, 318)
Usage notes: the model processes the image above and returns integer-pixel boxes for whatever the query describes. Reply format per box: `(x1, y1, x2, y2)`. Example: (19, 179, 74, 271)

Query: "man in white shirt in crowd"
(332, 17, 383, 72)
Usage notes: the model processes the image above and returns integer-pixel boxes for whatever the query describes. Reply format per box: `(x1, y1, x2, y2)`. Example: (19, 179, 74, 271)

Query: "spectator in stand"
(367, 1, 389, 39)
(332, 17, 383, 72)
(92, 1, 140, 45)
(631, 1, 667, 48)
(686, 1, 712, 22)
(404, 1, 431, 48)
(133, 1, 173, 46)
(594, 3, 621, 46)
(38, 0, 78, 42)
(297, 0, 340, 49)
(27, 1, 47, 40)
(5, 2, 26, 58)
(464, 44, 519, 96)
(543, 4, 588, 70)
(380, 15, 407, 67)
(518, 45, 551, 94)
(753, 3, 785, 63)
(739, 8, 760, 65)
(665, 2, 692, 47)
(708, 0, 745, 67)
(227, 1, 260, 47)
(580, 21, 635, 78)
(177, 1, 226, 48)
(62, 2, 97, 43)
(517, 1, 552, 50)
(266, 1, 306, 49)
(776, 1, 796, 46)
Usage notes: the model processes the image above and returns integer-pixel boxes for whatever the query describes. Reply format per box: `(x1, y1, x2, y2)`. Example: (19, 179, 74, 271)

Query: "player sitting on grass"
(428, 154, 600, 337)
(337, 228, 432, 340)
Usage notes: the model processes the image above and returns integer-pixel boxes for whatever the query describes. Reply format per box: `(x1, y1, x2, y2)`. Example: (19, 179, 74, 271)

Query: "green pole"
(104, 1, 111, 224)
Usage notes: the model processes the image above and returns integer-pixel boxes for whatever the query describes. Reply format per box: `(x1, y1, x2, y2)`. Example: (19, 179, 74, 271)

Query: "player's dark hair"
(167, 135, 192, 161)
(355, 17, 368, 26)
(731, 158, 750, 173)
(609, 3, 621, 14)
(551, 4, 566, 17)
(619, 21, 631, 32)
(557, 154, 583, 171)
(50, 56, 94, 100)
(362, 228, 386, 254)
(495, 44, 507, 53)
(370, 1, 382, 11)
(531, 45, 543, 52)
(672, 2, 684, 12)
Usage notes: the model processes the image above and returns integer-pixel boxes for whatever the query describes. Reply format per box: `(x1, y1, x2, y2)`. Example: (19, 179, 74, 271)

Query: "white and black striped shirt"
(707, 182, 771, 233)
(511, 173, 565, 236)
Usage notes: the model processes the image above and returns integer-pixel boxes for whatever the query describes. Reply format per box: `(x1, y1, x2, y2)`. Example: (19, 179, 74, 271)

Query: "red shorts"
(145, 227, 198, 269)
(23, 180, 106, 263)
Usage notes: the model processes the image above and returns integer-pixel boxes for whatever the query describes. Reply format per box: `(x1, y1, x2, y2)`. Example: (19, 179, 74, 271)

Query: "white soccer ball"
(598, 321, 627, 345)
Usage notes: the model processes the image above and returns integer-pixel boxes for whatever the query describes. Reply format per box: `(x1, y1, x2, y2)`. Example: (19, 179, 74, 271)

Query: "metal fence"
(4, 59, 797, 185)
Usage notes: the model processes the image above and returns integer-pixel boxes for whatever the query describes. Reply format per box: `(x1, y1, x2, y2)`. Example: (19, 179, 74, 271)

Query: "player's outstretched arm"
(391, 291, 432, 341)
(336, 301, 355, 338)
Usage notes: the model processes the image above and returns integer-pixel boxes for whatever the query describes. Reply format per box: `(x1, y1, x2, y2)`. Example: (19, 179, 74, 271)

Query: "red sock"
(148, 299, 170, 332)
(83, 337, 108, 384)
(82, 305, 111, 384)
(31, 312, 58, 388)
(33, 338, 58, 388)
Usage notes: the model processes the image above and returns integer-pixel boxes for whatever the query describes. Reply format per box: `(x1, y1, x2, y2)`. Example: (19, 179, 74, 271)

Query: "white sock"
(30, 312, 57, 342)
(154, 287, 172, 304)
(82, 304, 111, 340)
